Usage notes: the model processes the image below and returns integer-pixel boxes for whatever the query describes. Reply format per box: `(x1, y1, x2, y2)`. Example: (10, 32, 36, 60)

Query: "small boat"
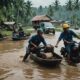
(12, 36, 29, 41)
(30, 52, 62, 67)
(0, 37, 7, 41)
(0, 38, 3, 41)
(12, 31, 30, 41)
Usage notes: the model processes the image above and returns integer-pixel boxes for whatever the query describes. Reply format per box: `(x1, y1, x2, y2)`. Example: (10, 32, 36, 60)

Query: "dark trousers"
(65, 44, 75, 56)
(23, 45, 54, 61)
(23, 47, 30, 61)
(23, 46, 41, 61)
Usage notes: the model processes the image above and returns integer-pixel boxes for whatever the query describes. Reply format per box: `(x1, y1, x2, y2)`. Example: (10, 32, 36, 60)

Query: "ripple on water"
(0, 68, 12, 80)
(0, 40, 24, 53)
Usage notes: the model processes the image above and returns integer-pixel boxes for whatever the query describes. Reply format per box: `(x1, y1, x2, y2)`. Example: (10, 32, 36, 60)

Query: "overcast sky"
(25, 0, 67, 7)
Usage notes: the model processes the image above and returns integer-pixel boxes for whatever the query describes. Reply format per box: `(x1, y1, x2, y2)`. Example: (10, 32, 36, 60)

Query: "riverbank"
(0, 27, 34, 37)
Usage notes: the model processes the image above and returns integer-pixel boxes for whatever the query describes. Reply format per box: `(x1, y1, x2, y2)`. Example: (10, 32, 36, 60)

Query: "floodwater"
(0, 32, 80, 80)
(0, 40, 24, 53)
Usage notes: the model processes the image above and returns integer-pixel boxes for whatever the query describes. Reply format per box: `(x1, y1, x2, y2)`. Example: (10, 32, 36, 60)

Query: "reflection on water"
(23, 60, 80, 80)
(0, 68, 10, 76)
(63, 66, 80, 80)
(23, 63, 80, 80)
(0, 68, 11, 80)
(0, 40, 24, 53)
(33, 66, 61, 80)
(0, 63, 80, 80)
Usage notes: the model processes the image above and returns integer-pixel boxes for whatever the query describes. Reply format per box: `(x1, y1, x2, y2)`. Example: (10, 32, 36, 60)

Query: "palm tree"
(0, 0, 11, 8)
(25, 0, 32, 17)
(0, 0, 33, 26)
(66, 0, 73, 11)
(66, 0, 74, 25)
(47, 5, 54, 17)
(38, 5, 43, 15)
(0, 0, 13, 21)
(74, 0, 79, 10)
(12, 0, 24, 24)
(53, 0, 60, 20)
(54, 0, 59, 11)
(23, 0, 32, 25)
(73, 0, 80, 28)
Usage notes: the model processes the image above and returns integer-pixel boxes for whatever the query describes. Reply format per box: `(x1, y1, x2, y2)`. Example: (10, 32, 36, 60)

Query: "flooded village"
(0, 0, 80, 80)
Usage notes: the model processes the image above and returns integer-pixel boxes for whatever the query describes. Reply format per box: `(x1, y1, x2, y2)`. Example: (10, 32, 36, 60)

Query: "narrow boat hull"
(30, 53, 62, 67)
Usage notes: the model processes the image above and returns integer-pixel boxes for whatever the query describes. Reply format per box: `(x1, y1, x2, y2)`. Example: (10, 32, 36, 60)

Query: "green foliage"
(0, 0, 80, 28)
(66, 0, 79, 11)
(66, 0, 80, 27)
(74, 0, 79, 10)
(54, 0, 60, 11)
(66, 0, 73, 11)
(47, 5, 54, 17)
(38, 5, 43, 15)
(0, 0, 35, 26)
(0, 26, 33, 37)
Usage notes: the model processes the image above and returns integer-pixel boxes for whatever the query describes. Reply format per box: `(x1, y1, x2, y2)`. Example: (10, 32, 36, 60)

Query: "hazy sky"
(25, 0, 67, 7)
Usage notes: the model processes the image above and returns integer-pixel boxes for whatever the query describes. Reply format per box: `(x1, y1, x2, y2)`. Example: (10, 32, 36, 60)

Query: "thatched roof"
(32, 15, 52, 21)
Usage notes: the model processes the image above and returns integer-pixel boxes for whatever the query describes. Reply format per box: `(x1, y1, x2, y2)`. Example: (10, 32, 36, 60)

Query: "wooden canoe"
(0, 37, 7, 41)
(30, 53, 62, 67)
(12, 36, 29, 41)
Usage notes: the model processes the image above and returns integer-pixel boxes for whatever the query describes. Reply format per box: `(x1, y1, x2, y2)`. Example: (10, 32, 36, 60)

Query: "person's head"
(62, 23, 70, 32)
(37, 29, 43, 36)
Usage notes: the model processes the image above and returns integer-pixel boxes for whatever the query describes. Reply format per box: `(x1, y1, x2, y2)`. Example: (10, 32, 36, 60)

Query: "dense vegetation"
(0, 0, 80, 27)
(0, 0, 33, 26)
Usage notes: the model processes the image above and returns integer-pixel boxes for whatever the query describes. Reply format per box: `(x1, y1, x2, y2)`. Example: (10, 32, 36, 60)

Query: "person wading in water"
(23, 29, 47, 62)
(55, 23, 80, 63)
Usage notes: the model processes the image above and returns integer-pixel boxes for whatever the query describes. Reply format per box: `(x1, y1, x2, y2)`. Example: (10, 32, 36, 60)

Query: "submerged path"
(0, 32, 80, 80)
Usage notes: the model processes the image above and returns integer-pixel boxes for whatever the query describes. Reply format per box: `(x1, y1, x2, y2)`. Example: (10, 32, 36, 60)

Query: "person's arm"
(55, 33, 63, 47)
(29, 36, 37, 48)
(30, 42, 37, 48)
(71, 30, 80, 39)
(42, 38, 47, 46)
(55, 40, 60, 47)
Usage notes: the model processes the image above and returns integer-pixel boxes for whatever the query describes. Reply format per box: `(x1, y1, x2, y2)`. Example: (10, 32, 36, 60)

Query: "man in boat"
(18, 27, 25, 38)
(12, 30, 20, 40)
(23, 29, 47, 62)
(55, 23, 80, 63)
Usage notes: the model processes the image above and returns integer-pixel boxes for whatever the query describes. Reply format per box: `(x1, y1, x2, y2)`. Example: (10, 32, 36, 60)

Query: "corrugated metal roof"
(4, 22, 15, 25)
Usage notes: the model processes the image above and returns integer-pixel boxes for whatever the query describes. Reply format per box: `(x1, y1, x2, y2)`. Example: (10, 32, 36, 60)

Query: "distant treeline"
(0, 0, 80, 27)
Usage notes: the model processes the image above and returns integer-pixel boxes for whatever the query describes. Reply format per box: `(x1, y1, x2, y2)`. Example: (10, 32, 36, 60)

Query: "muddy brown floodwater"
(0, 40, 24, 53)
(0, 32, 80, 80)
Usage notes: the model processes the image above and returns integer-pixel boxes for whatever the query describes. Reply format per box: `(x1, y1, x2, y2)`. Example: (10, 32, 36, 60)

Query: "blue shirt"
(29, 34, 47, 47)
(58, 30, 77, 44)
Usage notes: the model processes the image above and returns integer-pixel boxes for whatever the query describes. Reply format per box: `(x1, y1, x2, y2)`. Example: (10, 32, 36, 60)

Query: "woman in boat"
(23, 29, 47, 62)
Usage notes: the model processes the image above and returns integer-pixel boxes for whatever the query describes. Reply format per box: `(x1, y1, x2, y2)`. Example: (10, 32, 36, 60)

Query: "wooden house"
(32, 15, 52, 29)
